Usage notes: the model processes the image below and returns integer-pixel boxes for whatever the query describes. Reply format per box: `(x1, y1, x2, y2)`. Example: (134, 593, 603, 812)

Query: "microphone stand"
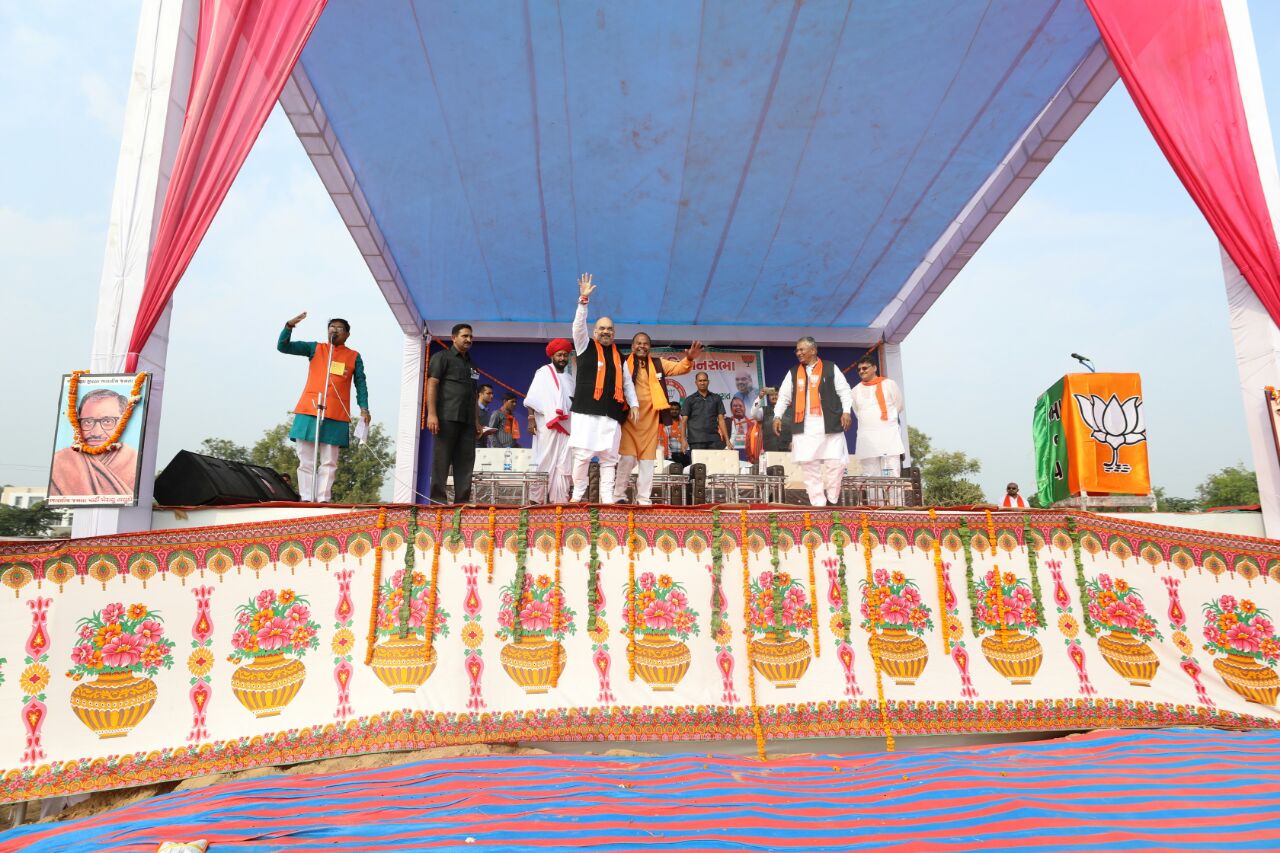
(312, 332, 337, 502)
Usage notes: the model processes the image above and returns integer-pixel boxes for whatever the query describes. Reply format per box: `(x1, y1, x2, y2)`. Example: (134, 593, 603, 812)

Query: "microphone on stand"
(1070, 353, 1096, 373)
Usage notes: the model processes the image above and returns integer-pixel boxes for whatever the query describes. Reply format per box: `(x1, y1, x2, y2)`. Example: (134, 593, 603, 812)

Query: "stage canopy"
(285, 0, 1111, 344)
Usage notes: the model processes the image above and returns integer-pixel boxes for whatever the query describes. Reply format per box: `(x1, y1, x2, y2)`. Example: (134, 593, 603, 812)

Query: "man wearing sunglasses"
(49, 389, 139, 498)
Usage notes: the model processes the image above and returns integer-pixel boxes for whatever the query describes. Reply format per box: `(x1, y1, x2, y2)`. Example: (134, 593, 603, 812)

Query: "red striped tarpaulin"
(4, 727, 1279, 852)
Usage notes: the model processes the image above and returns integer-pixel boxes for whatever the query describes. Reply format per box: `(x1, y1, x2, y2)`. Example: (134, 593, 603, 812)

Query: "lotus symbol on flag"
(1073, 394, 1145, 473)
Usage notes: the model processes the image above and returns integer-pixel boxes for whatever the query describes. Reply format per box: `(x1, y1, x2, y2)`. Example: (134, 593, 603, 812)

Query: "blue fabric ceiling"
(300, 0, 1099, 331)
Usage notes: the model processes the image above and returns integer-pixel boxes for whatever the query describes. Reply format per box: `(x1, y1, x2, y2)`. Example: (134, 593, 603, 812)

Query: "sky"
(1, 1, 1279, 503)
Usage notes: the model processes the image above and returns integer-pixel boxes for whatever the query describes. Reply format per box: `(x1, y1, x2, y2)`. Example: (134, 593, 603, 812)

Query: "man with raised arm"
(524, 338, 575, 503)
(568, 273, 638, 503)
(773, 336, 853, 508)
(614, 332, 699, 504)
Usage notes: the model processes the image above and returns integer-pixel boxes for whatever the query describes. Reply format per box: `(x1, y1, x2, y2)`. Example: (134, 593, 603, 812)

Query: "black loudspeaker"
(155, 450, 300, 506)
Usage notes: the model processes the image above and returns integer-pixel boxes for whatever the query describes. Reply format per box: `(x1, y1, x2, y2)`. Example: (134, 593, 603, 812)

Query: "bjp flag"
(1034, 373, 1150, 506)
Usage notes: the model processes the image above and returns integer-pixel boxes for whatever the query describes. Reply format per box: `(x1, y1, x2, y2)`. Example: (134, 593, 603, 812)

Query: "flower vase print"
(497, 573, 577, 694)
(748, 569, 813, 688)
(228, 589, 319, 717)
(369, 570, 450, 693)
(1085, 574, 1162, 686)
(1202, 595, 1280, 706)
(622, 571, 700, 691)
(66, 602, 176, 738)
(860, 568, 932, 686)
(1073, 393, 1145, 474)
(974, 569, 1043, 685)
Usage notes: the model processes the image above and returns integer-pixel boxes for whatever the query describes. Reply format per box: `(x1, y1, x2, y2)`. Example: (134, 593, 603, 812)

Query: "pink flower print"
(1013, 586, 1033, 608)
(1225, 622, 1263, 653)
(408, 597, 428, 628)
(231, 628, 253, 650)
(102, 603, 125, 624)
(71, 643, 95, 665)
(521, 600, 553, 632)
(287, 604, 311, 625)
(256, 617, 293, 651)
(638, 572, 656, 591)
(390, 570, 405, 589)
(135, 619, 165, 644)
(668, 589, 688, 610)
(100, 633, 142, 668)
(236, 609, 252, 625)
(1219, 595, 1238, 612)
(1088, 603, 1103, 622)
(1253, 616, 1275, 636)
(79, 624, 96, 640)
(879, 595, 910, 625)
(1103, 601, 1138, 630)
(873, 568, 889, 586)
(902, 585, 921, 606)
(1098, 574, 1113, 591)
(759, 571, 774, 589)
(497, 608, 514, 629)
(644, 599, 676, 631)
(256, 589, 277, 611)
(984, 569, 999, 586)
(781, 600, 799, 627)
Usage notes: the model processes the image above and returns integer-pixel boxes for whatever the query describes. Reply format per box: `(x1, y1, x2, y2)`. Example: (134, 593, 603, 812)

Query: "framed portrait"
(47, 372, 151, 508)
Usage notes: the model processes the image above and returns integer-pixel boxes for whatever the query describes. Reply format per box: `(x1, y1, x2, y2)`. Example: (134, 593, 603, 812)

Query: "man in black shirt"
(426, 323, 479, 503)
(680, 372, 729, 452)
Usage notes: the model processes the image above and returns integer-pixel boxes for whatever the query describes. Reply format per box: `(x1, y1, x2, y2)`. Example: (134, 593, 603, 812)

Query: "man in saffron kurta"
(614, 333, 699, 504)
(278, 312, 370, 502)
(851, 357, 904, 477)
(49, 390, 139, 499)
(525, 338, 575, 504)
(568, 274, 638, 504)
(773, 337, 853, 507)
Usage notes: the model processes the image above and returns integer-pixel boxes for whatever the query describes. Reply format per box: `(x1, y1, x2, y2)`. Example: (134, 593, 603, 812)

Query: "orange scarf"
(627, 353, 670, 409)
(592, 340, 625, 404)
(793, 359, 824, 424)
(505, 413, 521, 440)
(861, 376, 888, 420)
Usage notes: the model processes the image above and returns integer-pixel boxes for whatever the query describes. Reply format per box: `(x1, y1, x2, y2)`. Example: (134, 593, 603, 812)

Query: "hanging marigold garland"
(930, 509, 949, 659)
(587, 506, 602, 633)
(551, 505, 564, 687)
(364, 506, 388, 664)
(626, 510, 638, 682)
(802, 513, 820, 658)
(65, 370, 148, 454)
(861, 513, 895, 752)
(740, 509, 766, 760)
(397, 507, 420, 637)
(423, 508, 444, 656)
(510, 508, 530, 642)
(485, 505, 497, 584)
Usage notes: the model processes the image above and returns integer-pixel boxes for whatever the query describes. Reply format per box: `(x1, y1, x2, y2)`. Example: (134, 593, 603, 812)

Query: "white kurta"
(851, 378, 905, 457)
(568, 300, 638, 454)
(525, 362, 575, 472)
(773, 362, 854, 463)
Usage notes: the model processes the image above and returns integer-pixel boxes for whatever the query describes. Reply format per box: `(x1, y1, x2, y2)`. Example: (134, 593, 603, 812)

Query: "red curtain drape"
(125, 0, 327, 371)
(1084, 0, 1280, 327)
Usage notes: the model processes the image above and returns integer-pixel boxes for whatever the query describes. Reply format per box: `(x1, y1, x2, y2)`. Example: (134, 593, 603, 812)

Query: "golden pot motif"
(981, 628, 1043, 685)
(750, 631, 812, 688)
(631, 634, 691, 691)
(1214, 652, 1280, 706)
(868, 628, 929, 686)
(500, 635, 565, 694)
(70, 671, 157, 739)
(231, 653, 306, 717)
(1097, 629, 1159, 686)
(370, 636, 438, 693)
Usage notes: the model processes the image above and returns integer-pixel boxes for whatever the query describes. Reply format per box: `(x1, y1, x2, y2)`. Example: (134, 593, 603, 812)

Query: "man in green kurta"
(277, 312, 370, 502)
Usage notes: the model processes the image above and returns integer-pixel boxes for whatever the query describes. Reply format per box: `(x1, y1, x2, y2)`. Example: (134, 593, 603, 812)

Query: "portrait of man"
(731, 370, 758, 413)
(48, 375, 149, 506)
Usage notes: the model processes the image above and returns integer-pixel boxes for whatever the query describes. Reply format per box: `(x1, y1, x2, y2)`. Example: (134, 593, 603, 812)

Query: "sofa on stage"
(1, 504, 1278, 802)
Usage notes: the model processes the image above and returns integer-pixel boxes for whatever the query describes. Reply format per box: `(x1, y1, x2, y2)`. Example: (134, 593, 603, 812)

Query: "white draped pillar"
(73, 0, 199, 537)
(393, 331, 425, 502)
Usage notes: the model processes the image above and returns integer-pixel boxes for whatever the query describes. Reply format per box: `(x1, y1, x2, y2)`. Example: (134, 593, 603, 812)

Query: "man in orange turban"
(524, 337, 575, 503)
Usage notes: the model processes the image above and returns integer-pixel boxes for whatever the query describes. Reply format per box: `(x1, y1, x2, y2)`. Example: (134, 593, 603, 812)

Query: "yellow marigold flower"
(187, 648, 214, 677)
(1058, 614, 1080, 640)
(1241, 600, 1257, 614)
(890, 571, 906, 586)
(330, 629, 355, 657)
(1219, 613, 1238, 630)
(22, 664, 50, 694)
(588, 618, 610, 645)
(1002, 572, 1017, 587)
(1172, 631, 1193, 656)
(127, 603, 148, 620)
(535, 575, 552, 589)
(830, 614, 848, 635)
(278, 590, 297, 605)
(713, 621, 733, 645)
(946, 615, 965, 641)
(461, 623, 485, 649)
(658, 574, 674, 589)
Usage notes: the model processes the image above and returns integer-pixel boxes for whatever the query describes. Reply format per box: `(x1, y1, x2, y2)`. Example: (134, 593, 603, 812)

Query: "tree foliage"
(200, 419, 394, 503)
(1195, 464, 1260, 509)
(0, 501, 62, 537)
(1153, 486, 1200, 513)
(910, 427, 986, 506)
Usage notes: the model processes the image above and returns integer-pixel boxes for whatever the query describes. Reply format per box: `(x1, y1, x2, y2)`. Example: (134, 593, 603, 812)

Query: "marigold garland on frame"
(65, 370, 148, 455)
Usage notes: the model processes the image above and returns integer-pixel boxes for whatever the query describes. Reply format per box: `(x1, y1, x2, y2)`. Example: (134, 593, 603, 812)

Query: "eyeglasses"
(80, 416, 120, 430)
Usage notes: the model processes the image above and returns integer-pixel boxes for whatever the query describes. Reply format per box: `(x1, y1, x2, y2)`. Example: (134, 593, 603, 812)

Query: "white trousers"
(859, 455, 902, 477)
(295, 440, 340, 502)
(801, 459, 845, 507)
(614, 456, 657, 505)
(571, 447, 620, 503)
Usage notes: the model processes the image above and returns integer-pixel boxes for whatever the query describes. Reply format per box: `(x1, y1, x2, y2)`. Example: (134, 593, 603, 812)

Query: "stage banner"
(654, 347, 765, 451)
(1, 505, 1277, 803)
(1034, 373, 1150, 506)
(47, 372, 151, 508)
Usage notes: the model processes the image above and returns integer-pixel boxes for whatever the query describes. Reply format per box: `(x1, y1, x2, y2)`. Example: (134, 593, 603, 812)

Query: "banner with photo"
(0, 505, 1277, 803)
(47, 372, 151, 508)
(654, 347, 765, 451)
